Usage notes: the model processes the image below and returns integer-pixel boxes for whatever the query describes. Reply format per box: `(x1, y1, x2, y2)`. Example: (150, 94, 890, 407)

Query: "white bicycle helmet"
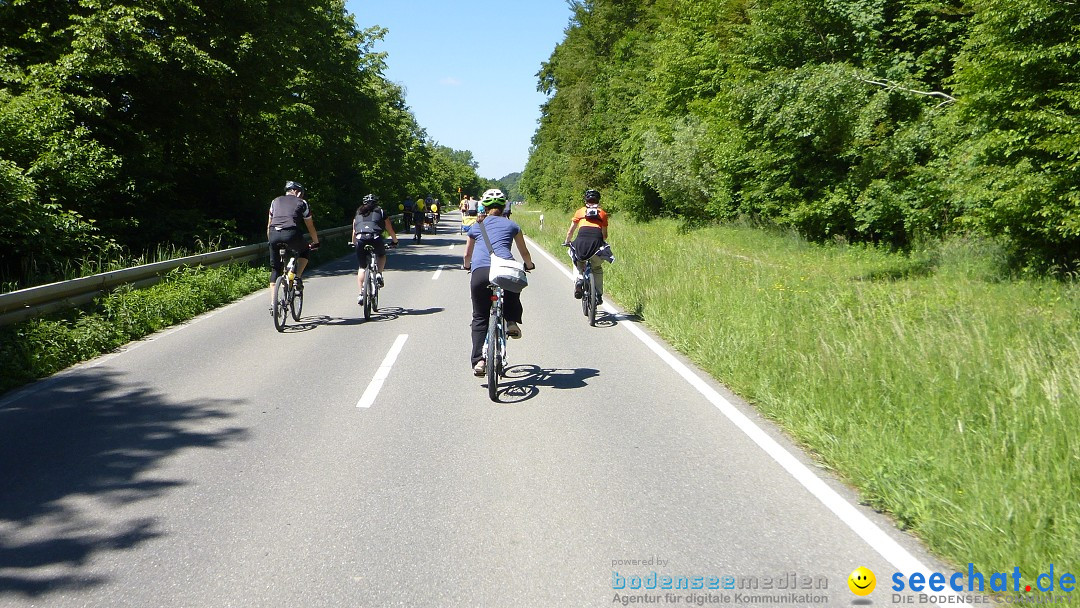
(481, 188, 506, 203)
(479, 188, 507, 213)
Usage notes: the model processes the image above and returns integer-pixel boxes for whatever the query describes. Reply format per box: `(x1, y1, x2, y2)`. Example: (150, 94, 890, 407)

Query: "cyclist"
(402, 196, 415, 231)
(563, 188, 613, 304)
(352, 194, 398, 303)
(463, 188, 535, 376)
(268, 180, 319, 309)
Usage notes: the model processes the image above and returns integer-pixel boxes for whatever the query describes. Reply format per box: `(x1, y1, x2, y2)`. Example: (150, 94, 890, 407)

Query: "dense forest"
(496, 171, 523, 202)
(0, 0, 487, 288)
(522, 0, 1080, 270)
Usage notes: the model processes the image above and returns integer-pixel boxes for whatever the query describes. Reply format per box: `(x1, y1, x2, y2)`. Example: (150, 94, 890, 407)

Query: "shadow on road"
(488, 364, 601, 404)
(590, 310, 643, 328)
(296, 306, 445, 329)
(0, 370, 247, 600)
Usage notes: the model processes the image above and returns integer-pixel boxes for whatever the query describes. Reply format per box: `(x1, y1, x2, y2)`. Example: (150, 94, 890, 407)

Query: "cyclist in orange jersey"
(563, 188, 613, 304)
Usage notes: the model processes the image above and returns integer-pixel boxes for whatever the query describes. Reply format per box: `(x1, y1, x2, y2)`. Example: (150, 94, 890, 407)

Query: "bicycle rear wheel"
(290, 281, 303, 321)
(273, 277, 289, 332)
(587, 273, 597, 326)
(580, 272, 590, 318)
(486, 312, 500, 402)
(363, 273, 373, 321)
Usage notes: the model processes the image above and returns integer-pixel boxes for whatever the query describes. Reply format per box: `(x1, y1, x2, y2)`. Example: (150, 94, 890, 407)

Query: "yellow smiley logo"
(848, 567, 876, 596)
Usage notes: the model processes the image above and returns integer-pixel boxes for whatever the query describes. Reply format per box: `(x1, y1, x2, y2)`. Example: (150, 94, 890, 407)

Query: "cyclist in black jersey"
(268, 181, 319, 307)
(352, 193, 398, 302)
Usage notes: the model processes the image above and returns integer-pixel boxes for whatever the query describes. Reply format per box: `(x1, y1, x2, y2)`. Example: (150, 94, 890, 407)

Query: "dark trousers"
(470, 266, 522, 365)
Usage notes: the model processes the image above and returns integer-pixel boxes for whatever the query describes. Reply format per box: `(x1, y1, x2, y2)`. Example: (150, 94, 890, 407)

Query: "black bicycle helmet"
(285, 180, 305, 195)
(584, 189, 601, 203)
(363, 193, 378, 204)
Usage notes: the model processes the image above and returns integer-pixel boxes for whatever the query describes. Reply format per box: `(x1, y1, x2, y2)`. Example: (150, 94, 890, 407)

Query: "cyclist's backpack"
(355, 210, 382, 241)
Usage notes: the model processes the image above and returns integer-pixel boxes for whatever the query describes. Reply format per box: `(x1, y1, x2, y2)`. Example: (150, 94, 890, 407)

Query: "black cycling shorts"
(354, 238, 386, 266)
(269, 228, 309, 280)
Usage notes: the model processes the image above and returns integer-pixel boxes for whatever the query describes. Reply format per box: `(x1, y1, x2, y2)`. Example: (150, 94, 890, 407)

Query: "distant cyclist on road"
(563, 188, 613, 304)
(352, 194, 398, 304)
(462, 188, 535, 376)
(268, 180, 319, 309)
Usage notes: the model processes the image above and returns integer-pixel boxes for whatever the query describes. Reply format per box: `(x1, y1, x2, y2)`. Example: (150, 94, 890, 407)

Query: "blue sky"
(345, 1, 572, 180)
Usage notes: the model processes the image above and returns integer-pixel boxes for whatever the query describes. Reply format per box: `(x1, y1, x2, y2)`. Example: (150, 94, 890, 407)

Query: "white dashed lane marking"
(356, 334, 409, 409)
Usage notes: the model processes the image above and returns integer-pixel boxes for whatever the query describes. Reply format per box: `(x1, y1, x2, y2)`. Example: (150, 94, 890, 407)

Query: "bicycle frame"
(569, 244, 598, 326)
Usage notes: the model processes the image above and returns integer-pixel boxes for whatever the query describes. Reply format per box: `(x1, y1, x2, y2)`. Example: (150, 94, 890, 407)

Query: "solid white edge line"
(524, 235, 960, 595)
(356, 334, 409, 408)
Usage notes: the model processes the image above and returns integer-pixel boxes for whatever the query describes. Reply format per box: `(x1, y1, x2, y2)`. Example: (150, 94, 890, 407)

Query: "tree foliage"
(0, 0, 483, 286)
(523, 0, 1080, 269)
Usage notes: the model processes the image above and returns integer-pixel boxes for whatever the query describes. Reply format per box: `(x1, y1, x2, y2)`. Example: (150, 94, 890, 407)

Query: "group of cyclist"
(266, 181, 612, 376)
(402, 195, 441, 237)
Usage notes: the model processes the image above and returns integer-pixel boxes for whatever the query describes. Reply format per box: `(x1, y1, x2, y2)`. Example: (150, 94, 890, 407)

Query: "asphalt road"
(0, 212, 958, 607)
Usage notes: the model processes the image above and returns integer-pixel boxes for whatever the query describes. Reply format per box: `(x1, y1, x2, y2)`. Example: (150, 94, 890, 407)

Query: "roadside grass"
(2, 238, 232, 295)
(0, 239, 352, 395)
(516, 209, 1080, 577)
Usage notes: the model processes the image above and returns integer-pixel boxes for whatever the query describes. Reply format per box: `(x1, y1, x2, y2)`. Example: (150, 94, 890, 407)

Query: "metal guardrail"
(0, 225, 351, 327)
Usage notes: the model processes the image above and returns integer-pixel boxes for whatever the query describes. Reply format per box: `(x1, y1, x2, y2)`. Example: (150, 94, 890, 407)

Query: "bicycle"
(353, 241, 393, 321)
(567, 244, 598, 326)
(479, 262, 534, 401)
(483, 284, 508, 401)
(272, 242, 317, 332)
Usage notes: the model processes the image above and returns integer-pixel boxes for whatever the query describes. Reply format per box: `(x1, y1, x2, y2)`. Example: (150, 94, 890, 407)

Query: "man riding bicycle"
(352, 193, 398, 303)
(563, 188, 613, 304)
(268, 180, 319, 309)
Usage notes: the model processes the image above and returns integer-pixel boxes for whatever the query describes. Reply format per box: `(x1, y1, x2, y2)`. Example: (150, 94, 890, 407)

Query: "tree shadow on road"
(0, 370, 247, 601)
(487, 364, 600, 404)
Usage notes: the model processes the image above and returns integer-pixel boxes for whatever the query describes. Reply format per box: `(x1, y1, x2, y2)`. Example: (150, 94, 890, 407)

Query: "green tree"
(946, 0, 1080, 266)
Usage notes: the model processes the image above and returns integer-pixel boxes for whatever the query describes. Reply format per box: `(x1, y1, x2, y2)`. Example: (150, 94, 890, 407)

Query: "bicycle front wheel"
(370, 264, 380, 313)
(486, 313, 500, 402)
(273, 277, 289, 332)
(290, 282, 303, 321)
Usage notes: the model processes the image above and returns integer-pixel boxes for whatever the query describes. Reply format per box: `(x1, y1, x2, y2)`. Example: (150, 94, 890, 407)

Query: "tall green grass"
(517, 209, 1080, 577)
(2, 238, 230, 295)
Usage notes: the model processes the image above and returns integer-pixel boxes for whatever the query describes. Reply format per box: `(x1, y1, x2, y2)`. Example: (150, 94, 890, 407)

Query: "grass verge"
(516, 208, 1080, 578)
(0, 240, 351, 395)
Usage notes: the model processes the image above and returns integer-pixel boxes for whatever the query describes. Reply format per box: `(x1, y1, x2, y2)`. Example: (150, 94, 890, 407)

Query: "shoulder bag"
(477, 220, 528, 292)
